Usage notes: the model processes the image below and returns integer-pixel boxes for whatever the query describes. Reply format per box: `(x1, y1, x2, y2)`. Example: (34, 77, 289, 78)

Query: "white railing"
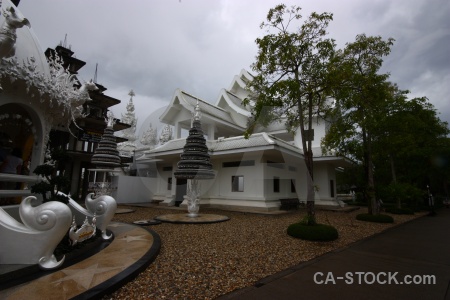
(0, 174, 41, 198)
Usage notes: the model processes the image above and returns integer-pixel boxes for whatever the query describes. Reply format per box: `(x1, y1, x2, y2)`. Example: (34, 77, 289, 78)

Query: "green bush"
(356, 213, 394, 223)
(377, 183, 424, 208)
(385, 207, 414, 215)
(287, 223, 339, 241)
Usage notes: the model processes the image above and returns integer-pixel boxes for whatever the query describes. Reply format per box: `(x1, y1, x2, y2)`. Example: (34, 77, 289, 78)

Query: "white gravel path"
(105, 206, 423, 300)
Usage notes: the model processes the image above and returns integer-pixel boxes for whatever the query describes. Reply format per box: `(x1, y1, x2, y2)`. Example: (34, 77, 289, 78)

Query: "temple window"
(167, 177, 172, 190)
(330, 180, 335, 198)
(274, 177, 280, 193)
(232, 176, 244, 192)
(291, 179, 296, 193)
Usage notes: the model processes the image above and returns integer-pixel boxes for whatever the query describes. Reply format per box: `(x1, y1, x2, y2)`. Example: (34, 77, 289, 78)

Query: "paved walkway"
(0, 222, 160, 300)
(220, 209, 450, 300)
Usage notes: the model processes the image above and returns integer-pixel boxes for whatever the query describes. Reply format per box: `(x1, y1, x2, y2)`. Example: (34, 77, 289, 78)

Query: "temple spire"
(194, 99, 202, 121)
(94, 63, 98, 83)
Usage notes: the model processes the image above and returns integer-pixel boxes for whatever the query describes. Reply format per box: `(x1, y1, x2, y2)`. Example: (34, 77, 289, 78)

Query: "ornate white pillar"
(174, 122, 182, 139)
(207, 124, 216, 140)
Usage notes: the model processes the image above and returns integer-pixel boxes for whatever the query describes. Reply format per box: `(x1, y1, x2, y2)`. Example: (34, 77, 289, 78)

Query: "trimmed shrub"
(377, 183, 424, 209)
(287, 223, 339, 241)
(385, 207, 414, 215)
(356, 213, 394, 223)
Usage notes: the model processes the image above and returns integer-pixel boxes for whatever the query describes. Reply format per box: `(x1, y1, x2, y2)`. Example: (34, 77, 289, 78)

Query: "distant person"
(0, 147, 23, 174)
(0, 147, 23, 205)
(0, 136, 12, 163)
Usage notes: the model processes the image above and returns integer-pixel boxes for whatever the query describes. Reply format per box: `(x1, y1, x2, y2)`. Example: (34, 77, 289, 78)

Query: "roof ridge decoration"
(221, 89, 251, 117)
(181, 90, 229, 113)
(261, 132, 276, 145)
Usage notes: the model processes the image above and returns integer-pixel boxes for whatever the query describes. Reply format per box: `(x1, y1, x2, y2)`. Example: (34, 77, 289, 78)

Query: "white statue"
(71, 80, 98, 119)
(140, 122, 158, 148)
(106, 111, 115, 128)
(0, 6, 31, 59)
(194, 100, 202, 121)
(159, 124, 173, 145)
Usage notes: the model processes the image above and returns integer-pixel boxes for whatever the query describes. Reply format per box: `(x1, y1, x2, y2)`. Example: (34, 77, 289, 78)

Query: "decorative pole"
(174, 100, 215, 217)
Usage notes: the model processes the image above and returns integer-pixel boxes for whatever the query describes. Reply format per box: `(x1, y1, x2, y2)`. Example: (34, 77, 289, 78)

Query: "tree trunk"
(366, 133, 378, 215)
(305, 150, 316, 225)
(367, 156, 378, 215)
(362, 125, 378, 215)
(389, 154, 401, 209)
(389, 154, 397, 184)
(304, 93, 316, 225)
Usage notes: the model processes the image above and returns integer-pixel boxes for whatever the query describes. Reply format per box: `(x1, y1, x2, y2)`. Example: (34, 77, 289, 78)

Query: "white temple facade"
(135, 70, 351, 212)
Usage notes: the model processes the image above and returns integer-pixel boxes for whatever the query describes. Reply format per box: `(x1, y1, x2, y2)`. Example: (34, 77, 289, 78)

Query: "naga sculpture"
(0, 196, 72, 269)
(70, 79, 98, 120)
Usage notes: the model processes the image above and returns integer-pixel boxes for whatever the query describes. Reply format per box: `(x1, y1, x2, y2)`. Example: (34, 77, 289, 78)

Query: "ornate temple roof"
(159, 89, 245, 131)
(136, 132, 303, 161)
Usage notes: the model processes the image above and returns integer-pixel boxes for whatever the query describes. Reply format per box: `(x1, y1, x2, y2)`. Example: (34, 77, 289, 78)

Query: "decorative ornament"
(174, 101, 215, 217)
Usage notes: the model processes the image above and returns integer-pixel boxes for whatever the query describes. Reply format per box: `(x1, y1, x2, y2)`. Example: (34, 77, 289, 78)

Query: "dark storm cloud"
(17, 0, 450, 128)
(378, 0, 450, 123)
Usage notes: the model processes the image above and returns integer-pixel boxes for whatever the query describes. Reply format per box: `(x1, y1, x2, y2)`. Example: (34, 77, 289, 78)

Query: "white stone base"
(164, 195, 345, 213)
(314, 197, 346, 208)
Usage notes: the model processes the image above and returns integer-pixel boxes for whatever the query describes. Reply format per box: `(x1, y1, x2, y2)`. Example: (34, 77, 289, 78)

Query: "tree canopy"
(244, 4, 336, 224)
(248, 4, 449, 218)
(322, 34, 397, 214)
(323, 34, 449, 211)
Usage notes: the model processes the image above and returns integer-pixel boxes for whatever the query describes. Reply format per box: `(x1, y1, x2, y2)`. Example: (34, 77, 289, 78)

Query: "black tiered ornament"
(174, 100, 215, 217)
(89, 112, 120, 197)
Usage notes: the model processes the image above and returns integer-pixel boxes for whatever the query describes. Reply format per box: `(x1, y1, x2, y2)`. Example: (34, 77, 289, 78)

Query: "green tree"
(244, 4, 335, 225)
(322, 34, 395, 215)
(31, 148, 70, 203)
(374, 96, 449, 206)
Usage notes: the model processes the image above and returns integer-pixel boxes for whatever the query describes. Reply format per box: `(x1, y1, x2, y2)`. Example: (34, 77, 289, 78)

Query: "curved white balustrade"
(0, 196, 72, 269)
(61, 192, 117, 240)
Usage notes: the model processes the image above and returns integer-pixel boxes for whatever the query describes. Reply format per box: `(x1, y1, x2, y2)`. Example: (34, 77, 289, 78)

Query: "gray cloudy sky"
(18, 0, 450, 131)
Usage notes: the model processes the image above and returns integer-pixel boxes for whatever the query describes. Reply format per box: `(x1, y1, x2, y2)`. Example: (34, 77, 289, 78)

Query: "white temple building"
(134, 70, 351, 212)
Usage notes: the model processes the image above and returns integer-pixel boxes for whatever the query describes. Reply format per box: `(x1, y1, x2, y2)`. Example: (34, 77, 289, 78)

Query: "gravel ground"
(104, 206, 424, 300)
